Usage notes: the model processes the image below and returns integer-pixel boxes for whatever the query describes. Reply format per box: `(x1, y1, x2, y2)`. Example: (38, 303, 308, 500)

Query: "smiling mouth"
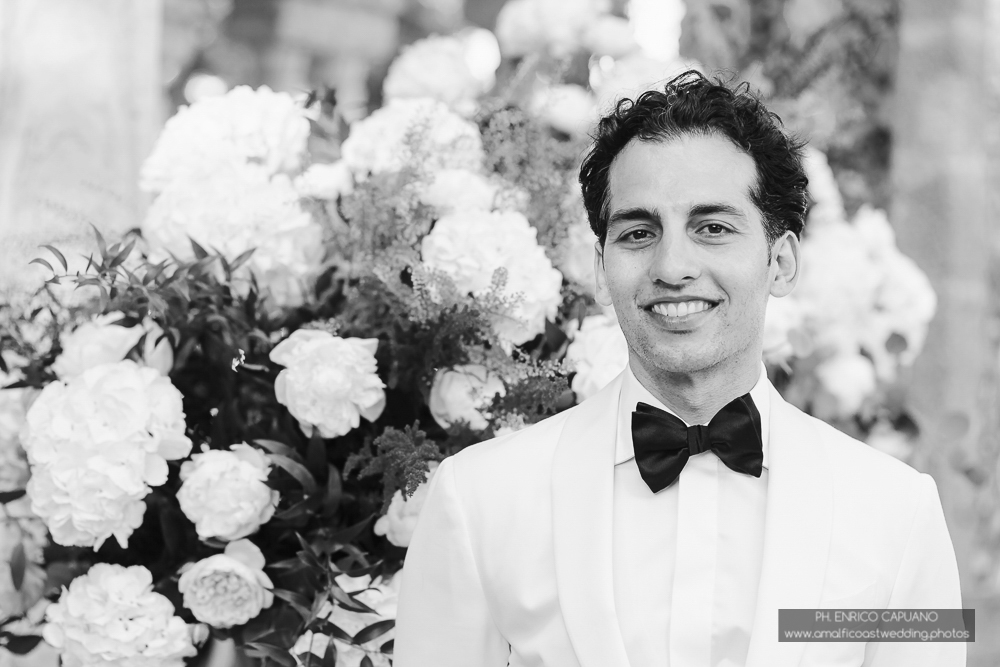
(646, 299, 719, 319)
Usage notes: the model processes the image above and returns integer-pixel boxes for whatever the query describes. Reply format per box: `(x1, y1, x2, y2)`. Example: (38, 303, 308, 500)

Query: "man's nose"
(648, 231, 701, 285)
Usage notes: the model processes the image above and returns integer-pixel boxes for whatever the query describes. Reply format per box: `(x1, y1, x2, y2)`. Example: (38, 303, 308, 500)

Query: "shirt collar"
(615, 360, 771, 469)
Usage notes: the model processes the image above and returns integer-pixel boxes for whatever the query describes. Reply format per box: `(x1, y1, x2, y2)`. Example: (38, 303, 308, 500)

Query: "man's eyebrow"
(689, 203, 746, 219)
(607, 207, 662, 229)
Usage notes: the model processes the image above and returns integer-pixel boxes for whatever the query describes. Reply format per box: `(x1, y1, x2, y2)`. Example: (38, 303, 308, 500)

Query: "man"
(394, 71, 964, 666)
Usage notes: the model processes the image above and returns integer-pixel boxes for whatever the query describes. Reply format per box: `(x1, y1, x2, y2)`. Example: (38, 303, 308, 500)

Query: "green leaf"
(352, 619, 394, 645)
(9, 542, 25, 591)
(270, 454, 319, 496)
(253, 439, 304, 464)
(91, 224, 107, 258)
(231, 248, 256, 271)
(313, 619, 353, 644)
(189, 238, 209, 260)
(272, 589, 312, 621)
(243, 642, 296, 667)
(380, 638, 393, 655)
(323, 635, 338, 666)
(3, 634, 43, 655)
(360, 655, 374, 667)
(108, 238, 136, 269)
(323, 465, 342, 516)
(29, 258, 53, 273)
(330, 585, 375, 615)
(0, 489, 26, 503)
(41, 245, 68, 271)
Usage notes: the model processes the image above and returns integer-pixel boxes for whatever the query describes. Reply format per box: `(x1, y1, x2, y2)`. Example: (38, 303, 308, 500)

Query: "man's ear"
(769, 231, 800, 298)
(594, 240, 614, 307)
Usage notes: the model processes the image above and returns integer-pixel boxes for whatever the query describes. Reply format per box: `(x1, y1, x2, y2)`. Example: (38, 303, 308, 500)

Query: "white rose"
(43, 563, 199, 667)
(421, 210, 564, 345)
(142, 163, 324, 309)
(340, 98, 484, 181)
(291, 573, 399, 667)
(178, 539, 274, 628)
(420, 169, 498, 216)
(270, 331, 386, 438)
(582, 14, 639, 57)
(177, 444, 279, 542)
(373, 462, 440, 547)
(429, 365, 506, 431)
(53, 313, 173, 379)
(141, 85, 310, 193)
(0, 498, 48, 617)
(565, 313, 630, 401)
(383, 34, 496, 114)
(532, 84, 598, 137)
(814, 352, 877, 419)
(294, 161, 354, 200)
(22, 361, 192, 549)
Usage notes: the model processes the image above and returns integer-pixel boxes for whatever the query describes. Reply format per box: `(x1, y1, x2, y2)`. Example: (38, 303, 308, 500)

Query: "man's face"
(595, 133, 797, 378)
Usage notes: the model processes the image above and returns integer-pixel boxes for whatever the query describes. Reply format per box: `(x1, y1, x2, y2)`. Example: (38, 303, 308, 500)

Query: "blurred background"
(0, 0, 997, 662)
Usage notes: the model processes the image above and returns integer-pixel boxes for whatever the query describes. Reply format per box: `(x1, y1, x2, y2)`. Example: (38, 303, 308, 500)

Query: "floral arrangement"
(0, 3, 935, 666)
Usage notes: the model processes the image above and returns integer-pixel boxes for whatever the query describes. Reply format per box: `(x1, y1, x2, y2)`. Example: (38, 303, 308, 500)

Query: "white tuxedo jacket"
(394, 371, 965, 666)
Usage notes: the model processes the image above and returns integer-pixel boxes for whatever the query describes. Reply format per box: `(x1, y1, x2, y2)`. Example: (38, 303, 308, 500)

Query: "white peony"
(421, 210, 564, 345)
(373, 461, 440, 547)
(53, 313, 173, 379)
(142, 163, 324, 309)
(565, 313, 630, 401)
(340, 98, 484, 181)
(814, 352, 877, 419)
(531, 84, 599, 137)
(141, 85, 310, 193)
(270, 330, 386, 438)
(290, 573, 399, 667)
(495, 0, 605, 58)
(21, 361, 192, 549)
(383, 34, 497, 114)
(178, 539, 274, 628)
(429, 365, 506, 431)
(420, 169, 498, 216)
(294, 161, 355, 200)
(177, 444, 279, 542)
(0, 498, 48, 617)
(43, 563, 199, 667)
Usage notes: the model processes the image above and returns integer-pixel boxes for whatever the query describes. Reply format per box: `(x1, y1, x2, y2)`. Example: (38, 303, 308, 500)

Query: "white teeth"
(651, 300, 713, 317)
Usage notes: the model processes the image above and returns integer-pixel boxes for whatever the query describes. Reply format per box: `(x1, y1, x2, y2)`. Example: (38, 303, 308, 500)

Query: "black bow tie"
(631, 394, 764, 493)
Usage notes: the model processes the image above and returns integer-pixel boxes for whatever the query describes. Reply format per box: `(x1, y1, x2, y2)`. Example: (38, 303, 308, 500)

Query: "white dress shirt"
(613, 361, 771, 667)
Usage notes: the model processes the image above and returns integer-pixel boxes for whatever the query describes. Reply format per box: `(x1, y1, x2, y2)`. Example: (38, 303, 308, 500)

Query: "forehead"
(607, 133, 759, 210)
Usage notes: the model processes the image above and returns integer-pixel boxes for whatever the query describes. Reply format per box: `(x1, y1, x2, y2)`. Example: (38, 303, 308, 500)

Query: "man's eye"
(623, 229, 651, 241)
(701, 223, 730, 235)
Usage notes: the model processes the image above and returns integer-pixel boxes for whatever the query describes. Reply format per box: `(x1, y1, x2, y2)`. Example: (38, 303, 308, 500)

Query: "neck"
(630, 353, 763, 425)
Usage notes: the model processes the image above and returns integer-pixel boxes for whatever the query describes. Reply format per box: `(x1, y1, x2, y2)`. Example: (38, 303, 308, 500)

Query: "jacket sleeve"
(864, 473, 967, 666)
(393, 456, 511, 667)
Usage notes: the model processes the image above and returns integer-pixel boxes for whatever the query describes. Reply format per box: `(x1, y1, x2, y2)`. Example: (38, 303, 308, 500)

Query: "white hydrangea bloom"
(429, 365, 506, 431)
(591, 54, 699, 112)
(141, 85, 310, 193)
(290, 573, 400, 667)
(21, 361, 192, 549)
(565, 313, 630, 401)
(53, 313, 173, 380)
(340, 98, 484, 181)
(582, 14, 639, 57)
(178, 539, 274, 628)
(383, 34, 496, 114)
(556, 217, 598, 294)
(373, 461, 440, 547)
(421, 210, 564, 345)
(142, 163, 324, 308)
(0, 497, 48, 617)
(420, 168, 498, 216)
(177, 444, 279, 542)
(43, 564, 199, 667)
(270, 331, 386, 439)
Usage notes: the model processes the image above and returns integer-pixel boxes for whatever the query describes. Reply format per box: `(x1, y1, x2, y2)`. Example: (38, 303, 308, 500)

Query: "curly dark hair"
(579, 70, 809, 252)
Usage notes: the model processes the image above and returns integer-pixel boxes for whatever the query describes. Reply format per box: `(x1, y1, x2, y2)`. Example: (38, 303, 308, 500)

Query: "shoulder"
(449, 405, 575, 476)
